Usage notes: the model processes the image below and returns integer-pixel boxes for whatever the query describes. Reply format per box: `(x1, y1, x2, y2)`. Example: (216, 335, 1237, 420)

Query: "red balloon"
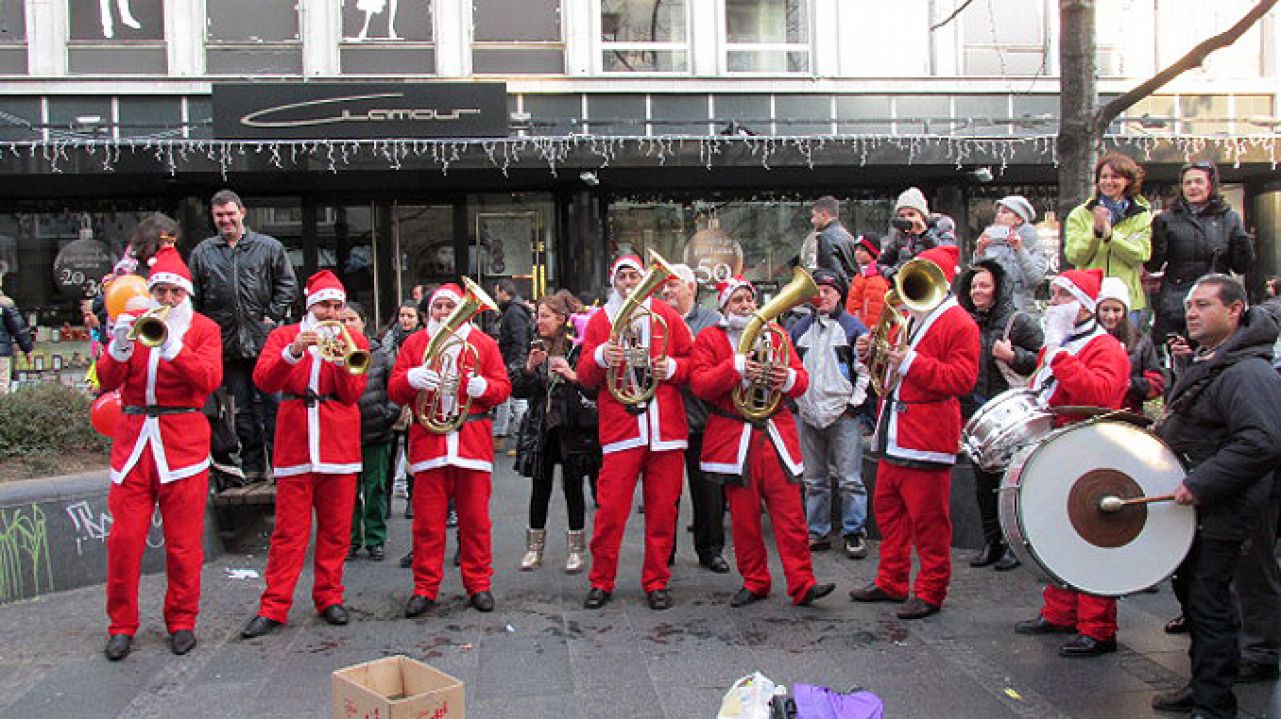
(91, 390, 123, 438)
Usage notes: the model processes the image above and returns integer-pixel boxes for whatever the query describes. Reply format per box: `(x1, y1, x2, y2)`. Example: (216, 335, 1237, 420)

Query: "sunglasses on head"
(1181, 160, 1217, 175)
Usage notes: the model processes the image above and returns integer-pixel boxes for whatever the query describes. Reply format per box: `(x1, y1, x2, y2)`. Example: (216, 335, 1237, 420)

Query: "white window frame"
(719, 0, 813, 76)
(593, 0, 693, 75)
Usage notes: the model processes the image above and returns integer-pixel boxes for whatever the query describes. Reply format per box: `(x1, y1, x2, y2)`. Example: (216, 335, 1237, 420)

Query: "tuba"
(128, 306, 171, 348)
(606, 249, 678, 406)
(732, 267, 819, 421)
(414, 277, 499, 434)
(865, 257, 950, 396)
(313, 320, 372, 375)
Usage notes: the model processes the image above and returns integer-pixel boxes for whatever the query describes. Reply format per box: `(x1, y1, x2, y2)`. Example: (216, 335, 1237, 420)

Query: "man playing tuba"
(576, 254, 693, 611)
(689, 276, 836, 608)
(388, 283, 510, 617)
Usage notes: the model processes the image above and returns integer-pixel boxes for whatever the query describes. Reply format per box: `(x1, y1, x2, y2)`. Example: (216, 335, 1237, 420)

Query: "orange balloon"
(91, 390, 123, 438)
(104, 274, 150, 320)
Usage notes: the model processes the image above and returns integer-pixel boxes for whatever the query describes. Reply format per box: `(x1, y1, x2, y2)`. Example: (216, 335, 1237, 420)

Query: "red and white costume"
(387, 284, 511, 600)
(1029, 269, 1130, 642)
(690, 277, 820, 604)
(252, 271, 368, 624)
(98, 248, 222, 638)
(575, 255, 693, 594)
(870, 245, 980, 608)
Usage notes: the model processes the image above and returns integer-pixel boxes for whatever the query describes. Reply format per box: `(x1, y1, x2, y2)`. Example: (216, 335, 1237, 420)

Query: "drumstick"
(1098, 494, 1177, 512)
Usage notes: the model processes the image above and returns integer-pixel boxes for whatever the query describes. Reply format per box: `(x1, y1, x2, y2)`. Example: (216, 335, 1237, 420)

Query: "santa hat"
(146, 247, 194, 295)
(610, 254, 644, 284)
(1097, 276, 1131, 311)
(1052, 268, 1104, 312)
(716, 275, 755, 310)
(305, 270, 346, 309)
(429, 283, 463, 307)
(916, 245, 960, 284)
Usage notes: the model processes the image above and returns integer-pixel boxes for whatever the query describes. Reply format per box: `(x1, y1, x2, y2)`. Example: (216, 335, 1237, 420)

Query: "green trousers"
(351, 440, 392, 549)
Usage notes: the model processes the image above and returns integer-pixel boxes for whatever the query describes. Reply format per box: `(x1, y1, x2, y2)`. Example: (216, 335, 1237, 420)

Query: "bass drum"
(999, 421, 1194, 597)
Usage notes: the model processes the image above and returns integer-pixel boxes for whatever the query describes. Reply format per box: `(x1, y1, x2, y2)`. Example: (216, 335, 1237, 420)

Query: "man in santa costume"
(241, 270, 369, 638)
(388, 283, 510, 616)
(1014, 268, 1129, 657)
(689, 276, 836, 607)
(850, 244, 979, 619)
(98, 246, 222, 661)
(576, 254, 693, 610)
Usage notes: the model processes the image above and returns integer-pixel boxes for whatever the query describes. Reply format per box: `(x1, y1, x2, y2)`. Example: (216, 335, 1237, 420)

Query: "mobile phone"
(891, 218, 914, 232)
(530, 339, 545, 352)
(1165, 333, 1184, 344)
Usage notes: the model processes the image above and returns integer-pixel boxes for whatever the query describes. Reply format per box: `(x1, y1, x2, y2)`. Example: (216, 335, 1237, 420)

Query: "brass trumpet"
(414, 277, 499, 434)
(127, 306, 171, 348)
(314, 320, 371, 375)
(606, 249, 677, 406)
(865, 257, 950, 395)
(732, 267, 819, 421)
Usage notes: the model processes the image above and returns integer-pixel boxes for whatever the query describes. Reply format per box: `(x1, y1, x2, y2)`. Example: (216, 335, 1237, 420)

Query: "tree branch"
(1092, 0, 1277, 133)
(930, 0, 977, 31)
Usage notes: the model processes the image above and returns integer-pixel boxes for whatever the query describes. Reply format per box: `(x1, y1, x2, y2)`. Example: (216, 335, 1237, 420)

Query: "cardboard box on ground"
(332, 655, 464, 719)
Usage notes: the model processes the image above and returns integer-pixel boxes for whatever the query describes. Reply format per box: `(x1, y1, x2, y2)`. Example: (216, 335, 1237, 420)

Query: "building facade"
(1, 0, 1279, 335)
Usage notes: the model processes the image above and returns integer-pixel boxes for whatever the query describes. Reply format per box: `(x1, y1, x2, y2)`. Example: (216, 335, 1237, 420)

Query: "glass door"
(468, 193, 555, 299)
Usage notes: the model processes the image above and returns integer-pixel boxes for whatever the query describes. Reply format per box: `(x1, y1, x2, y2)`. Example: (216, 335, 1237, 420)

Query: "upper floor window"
(0, 0, 26, 75)
(960, 0, 1048, 76)
(340, 0, 434, 74)
(599, 0, 689, 73)
(724, 0, 810, 73)
(206, 0, 302, 75)
(473, 0, 564, 74)
(67, 0, 166, 74)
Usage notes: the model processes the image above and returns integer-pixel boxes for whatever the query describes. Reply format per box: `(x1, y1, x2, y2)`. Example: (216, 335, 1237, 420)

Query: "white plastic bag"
(716, 672, 776, 719)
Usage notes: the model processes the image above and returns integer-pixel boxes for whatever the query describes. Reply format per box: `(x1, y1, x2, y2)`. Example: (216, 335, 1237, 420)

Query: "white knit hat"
(997, 195, 1036, 224)
(1097, 276, 1131, 311)
(894, 187, 929, 217)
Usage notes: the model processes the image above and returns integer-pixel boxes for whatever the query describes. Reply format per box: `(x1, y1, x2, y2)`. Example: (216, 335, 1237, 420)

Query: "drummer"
(1014, 268, 1130, 657)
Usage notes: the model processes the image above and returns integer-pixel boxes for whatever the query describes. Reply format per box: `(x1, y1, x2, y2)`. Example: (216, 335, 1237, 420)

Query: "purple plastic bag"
(793, 684, 884, 719)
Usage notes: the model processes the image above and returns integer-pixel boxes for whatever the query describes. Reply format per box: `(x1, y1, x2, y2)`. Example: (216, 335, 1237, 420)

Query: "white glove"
(733, 353, 749, 379)
(466, 375, 488, 398)
(1041, 301, 1080, 348)
(407, 367, 441, 391)
(111, 314, 137, 348)
(158, 337, 182, 362)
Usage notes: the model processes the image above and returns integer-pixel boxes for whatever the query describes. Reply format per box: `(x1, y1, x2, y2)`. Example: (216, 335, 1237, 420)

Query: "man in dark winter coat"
(493, 279, 533, 441)
(809, 196, 858, 284)
(0, 288, 33, 393)
(189, 189, 298, 483)
(1151, 274, 1281, 719)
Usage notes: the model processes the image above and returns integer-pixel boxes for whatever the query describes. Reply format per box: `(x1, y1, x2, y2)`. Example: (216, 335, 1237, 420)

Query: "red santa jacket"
(576, 296, 693, 454)
(689, 322, 808, 481)
(876, 297, 980, 466)
(1032, 322, 1129, 417)
(97, 309, 222, 484)
(388, 323, 510, 474)
(254, 317, 369, 477)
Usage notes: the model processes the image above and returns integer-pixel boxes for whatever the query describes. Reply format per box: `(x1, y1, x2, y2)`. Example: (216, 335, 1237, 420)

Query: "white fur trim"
(147, 272, 193, 295)
(1051, 276, 1097, 312)
(306, 287, 346, 308)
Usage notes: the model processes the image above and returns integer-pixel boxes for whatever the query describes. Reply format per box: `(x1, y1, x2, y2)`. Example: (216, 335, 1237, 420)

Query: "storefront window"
(206, 0, 302, 75)
(0, 0, 26, 75)
(340, 0, 435, 75)
(600, 0, 689, 73)
(395, 204, 456, 295)
(469, 193, 556, 299)
(67, 0, 166, 74)
(724, 0, 810, 73)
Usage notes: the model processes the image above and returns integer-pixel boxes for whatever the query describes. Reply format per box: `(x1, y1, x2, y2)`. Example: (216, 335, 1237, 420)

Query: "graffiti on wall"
(65, 500, 164, 557)
(0, 503, 54, 604)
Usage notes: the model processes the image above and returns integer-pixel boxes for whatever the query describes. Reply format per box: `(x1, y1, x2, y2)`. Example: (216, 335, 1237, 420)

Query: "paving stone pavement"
(1, 455, 1279, 718)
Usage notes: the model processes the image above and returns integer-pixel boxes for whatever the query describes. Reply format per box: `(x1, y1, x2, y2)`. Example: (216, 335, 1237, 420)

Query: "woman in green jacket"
(1064, 152, 1153, 323)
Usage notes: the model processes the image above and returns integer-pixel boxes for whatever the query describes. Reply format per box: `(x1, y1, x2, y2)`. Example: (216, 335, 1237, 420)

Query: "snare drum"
(999, 421, 1194, 597)
(962, 388, 1055, 472)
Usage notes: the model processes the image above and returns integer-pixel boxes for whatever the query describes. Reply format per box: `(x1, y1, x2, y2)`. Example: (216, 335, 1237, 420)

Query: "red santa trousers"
(257, 473, 356, 623)
(410, 467, 492, 598)
(724, 431, 817, 604)
(106, 449, 208, 636)
(588, 446, 683, 593)
(1040, 586, 1117, 641)
(873, 462, 953, 606)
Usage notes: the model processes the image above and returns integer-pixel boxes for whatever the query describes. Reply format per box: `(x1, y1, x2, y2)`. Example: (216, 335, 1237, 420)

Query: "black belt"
(465, 411, 495, 423)
(123, 405, 200, 416)
(283, 392, 338, 407)
(707, 402, 781, 430)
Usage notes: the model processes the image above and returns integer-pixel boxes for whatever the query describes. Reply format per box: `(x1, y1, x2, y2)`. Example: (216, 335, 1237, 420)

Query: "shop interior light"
(578, 171, 600, 187)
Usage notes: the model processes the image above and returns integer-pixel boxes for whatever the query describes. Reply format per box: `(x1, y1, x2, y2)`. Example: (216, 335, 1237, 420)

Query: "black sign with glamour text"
(212, 83, 509, 140)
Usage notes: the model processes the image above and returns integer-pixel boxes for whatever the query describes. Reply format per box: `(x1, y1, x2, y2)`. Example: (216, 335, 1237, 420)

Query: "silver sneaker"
(844, 534, 868, 559)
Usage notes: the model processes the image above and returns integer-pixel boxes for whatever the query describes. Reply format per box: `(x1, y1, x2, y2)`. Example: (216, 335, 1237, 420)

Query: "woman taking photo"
(1096, 278, 1164, 414)
(957, 259, 1044, 571)
(511, 290, 601, 574)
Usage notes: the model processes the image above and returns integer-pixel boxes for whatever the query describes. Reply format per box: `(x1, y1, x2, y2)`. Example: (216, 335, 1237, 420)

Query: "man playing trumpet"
(98, 245, 223, 660)
(241, 271, 369, 638)
(388, 283, 510, 616)
(576, 254, 693, 611)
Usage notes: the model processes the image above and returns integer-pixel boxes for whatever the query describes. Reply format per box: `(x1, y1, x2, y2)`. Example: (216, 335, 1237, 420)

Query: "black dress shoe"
(104, 634, 132, 661)
(993, 548, 1021, 571)
(808, 538, 831, 552)
(399, 551, 414, 569)
(169, 630, 197, 656)
(896, 596, 940, 619)
(848, 583, 907, 603)
(799, 583, 836, 606)
(320, 604, 349, 626)
(405, 594, 435, 618)
(1236, 660, 1280, 684)
(1014, 616, 1076, 635)
(404, 503, 414, 519)
(730, 587, 766, 608)
(241, 615, 281, 639)
(583, 587, 611, 609)
(1165, 615, 1189, 634)
(367, 545, 386, 562)
(1059, 634, 1117, 657)
(969, 542, 1003, 567)
(1151, 686, 1194, 712)
(346, 546, 360, 561)
(702, 555, 731, 574)
(469, 591, 495, 613)
(647, 589, 672, 610)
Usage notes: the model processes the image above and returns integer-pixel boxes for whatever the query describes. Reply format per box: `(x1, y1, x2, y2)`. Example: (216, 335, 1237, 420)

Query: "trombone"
(313, 320, 371, 375)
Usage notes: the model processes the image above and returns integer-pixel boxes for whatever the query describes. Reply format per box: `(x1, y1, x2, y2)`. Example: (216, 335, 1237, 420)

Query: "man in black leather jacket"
(189, 189, 298, 484)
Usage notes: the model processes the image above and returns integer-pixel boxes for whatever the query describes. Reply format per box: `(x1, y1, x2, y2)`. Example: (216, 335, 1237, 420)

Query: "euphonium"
(314, 320, 371, 375)
(128, 306, 171, 348)
(865, 257, 950, 396)
(732, 267, 819, 421)
(414, 277, 500, 434)
(606, 249, 678, 406)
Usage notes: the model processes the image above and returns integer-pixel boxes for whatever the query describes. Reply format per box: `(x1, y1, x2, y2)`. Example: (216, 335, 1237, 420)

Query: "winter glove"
(407, 367, 441, 391)
(465, 375, 488, 398)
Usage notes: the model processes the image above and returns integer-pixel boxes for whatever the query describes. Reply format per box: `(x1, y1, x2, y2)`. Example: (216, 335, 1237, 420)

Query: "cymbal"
(1067, 469, 1147, 549)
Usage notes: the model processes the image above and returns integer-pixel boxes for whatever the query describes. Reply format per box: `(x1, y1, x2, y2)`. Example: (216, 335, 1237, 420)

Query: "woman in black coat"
(510, 291, 601, 574)
(1146, 160, 1252, 341)
(957, 259, 1044, 570)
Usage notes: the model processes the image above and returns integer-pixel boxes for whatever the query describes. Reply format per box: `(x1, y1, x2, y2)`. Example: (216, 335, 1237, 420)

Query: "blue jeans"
(799, 414, 867, 539)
